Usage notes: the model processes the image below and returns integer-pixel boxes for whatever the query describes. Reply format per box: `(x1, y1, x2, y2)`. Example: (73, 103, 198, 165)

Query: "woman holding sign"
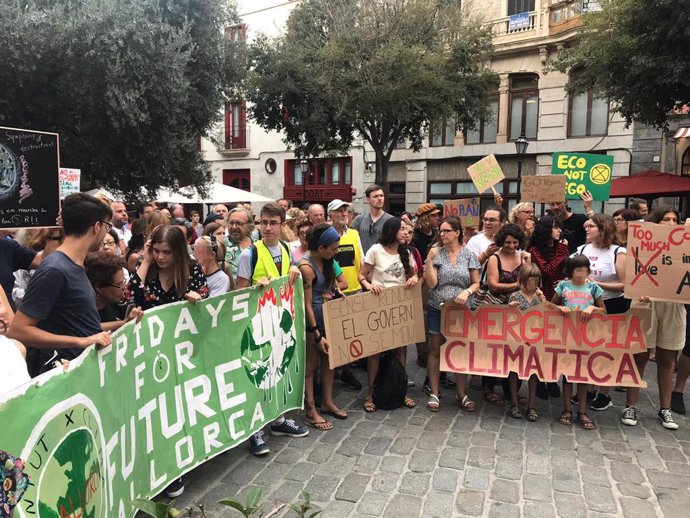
(359, 218, 419, 412)
(423, 216, 481, 412)
(299, 224, 349, 430)
(622, 208, 685, 430)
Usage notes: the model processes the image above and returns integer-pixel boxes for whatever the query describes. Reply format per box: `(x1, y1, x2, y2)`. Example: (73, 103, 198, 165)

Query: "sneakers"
(658, 409, 679, 430)
(165, 477, 185, 498)
(621, 406, 638, 426)
(270, 418, 309, 437)
(571, 391, 597, 405)
(589, 393, 613, 411)
(337, 369, 362, 390)
(249, 431, 270, 456)
(671, 391, 686, 415)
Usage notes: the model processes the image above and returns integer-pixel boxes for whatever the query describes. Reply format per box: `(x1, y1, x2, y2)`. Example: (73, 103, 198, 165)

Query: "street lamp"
(299, 158, 309, 207)
(515, 133, 529, 200)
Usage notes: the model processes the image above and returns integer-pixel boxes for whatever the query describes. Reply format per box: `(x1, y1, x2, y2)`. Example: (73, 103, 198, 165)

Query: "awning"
(673, 127, 690, 139)
(609, 169, 690, 197)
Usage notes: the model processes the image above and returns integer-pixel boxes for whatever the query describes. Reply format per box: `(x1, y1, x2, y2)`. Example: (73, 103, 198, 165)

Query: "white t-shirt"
(364, 244, 415, 288)
(0, 336, 31, 397)
(206, 269, 230, 297)
(573, 243, 626, 300)
(466, 232, 493, 258)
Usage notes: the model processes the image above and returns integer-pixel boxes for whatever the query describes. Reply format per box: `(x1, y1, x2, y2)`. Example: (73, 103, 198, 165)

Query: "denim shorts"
(427, 305, 442, 335)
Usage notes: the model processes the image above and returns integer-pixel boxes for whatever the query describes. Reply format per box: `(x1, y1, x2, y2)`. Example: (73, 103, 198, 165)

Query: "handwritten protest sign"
(467, 154, 505, 193)
(625, 222, 690, 303)
(551, 152, 613, 201)
(440, 303, 650, 387)
(520, 175, 566, 203)
(59, 167, 81, 199)
(0, 126, 60, 228)
(0, 278, 305, 518)
(324, 284, 425, 369)
(443, 198, 480, 228)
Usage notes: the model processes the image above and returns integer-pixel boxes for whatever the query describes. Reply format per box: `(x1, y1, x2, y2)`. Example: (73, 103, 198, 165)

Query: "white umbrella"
(157, 182, 274, 204)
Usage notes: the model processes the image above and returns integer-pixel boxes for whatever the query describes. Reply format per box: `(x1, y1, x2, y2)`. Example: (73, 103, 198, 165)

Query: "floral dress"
(128, 262, 209, 310)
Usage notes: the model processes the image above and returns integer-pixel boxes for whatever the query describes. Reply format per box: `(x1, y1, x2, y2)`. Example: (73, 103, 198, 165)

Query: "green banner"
(0, 277, 305, 518)
(551, 152, 614, 201)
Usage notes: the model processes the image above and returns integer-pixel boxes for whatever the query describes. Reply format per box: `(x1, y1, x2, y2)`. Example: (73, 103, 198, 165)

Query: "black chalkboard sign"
(0, 126, 60, 229)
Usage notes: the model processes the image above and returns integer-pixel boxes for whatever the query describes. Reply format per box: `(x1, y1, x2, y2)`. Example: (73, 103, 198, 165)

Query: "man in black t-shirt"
(9, 193, 114, 375)
(549, 193, 594, 254)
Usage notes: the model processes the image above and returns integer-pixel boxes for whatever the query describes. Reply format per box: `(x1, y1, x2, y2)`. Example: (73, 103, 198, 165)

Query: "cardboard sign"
(624, 222, 690, 302)
(440, 303, 650, 387)
(324, 283, 426, 369)
(520, 175, 566, 203)
(467, 154, 505, 193)
(0, 277, 306, 518)
(0, 126, 60, 228)
(59, 167, 81, 199)
(551, 152, 613, 201)
(443, 197, 481, 228)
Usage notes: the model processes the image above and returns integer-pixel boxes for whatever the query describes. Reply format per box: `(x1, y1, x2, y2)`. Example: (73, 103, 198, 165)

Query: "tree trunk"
(374, 147, 389, 188)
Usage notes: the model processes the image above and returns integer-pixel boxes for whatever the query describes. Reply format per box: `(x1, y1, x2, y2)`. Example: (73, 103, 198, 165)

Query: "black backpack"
(373, 351, 408, 410)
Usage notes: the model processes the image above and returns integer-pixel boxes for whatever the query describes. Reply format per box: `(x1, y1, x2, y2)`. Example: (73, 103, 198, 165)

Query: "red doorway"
(223, 169, 250, 191)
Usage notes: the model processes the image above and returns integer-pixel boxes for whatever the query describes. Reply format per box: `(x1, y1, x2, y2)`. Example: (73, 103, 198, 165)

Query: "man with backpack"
(235, 202, 308, 456)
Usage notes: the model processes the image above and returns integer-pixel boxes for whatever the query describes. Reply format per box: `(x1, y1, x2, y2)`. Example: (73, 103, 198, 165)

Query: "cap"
(327, 199, 350, 213)
(415, 203, 441, 217)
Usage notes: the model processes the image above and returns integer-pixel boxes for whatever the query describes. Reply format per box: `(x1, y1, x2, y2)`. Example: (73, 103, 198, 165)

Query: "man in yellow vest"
(236, 202, 307, 456)
(327, 199, 364, 390)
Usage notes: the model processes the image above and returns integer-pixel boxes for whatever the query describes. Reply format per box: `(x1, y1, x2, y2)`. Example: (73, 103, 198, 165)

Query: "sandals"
(404, 396, 416, 408)
(364, 396, 376, 413)
(427, 394, 440, 412)
(484, 391, 505, 406)
(320, 408, 348, 420)
(459, 395, 476, 412)
(304, 417, 333, 431)
(526, 408, 539, 422)
(577, 412, 595, 430)
(559, 410, 572, 426)
(508, 405, 523, 419)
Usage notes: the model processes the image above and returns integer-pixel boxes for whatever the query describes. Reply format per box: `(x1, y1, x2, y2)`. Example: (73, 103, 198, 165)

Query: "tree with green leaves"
(0, 0, 243, 195)
(245, 0, 496, 186)
(553, 0, 690, 129)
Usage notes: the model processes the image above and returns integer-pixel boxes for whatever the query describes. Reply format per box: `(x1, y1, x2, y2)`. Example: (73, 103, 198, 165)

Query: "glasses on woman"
(439, 228, 458, 234)
(108, 280, 127, 290)
(583, 224, 597, 230)
(613, 217, 625, 223)
(102, 239, 116, 248)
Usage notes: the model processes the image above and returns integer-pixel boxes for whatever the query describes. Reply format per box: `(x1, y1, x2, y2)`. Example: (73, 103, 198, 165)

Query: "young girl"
(193, 236, 231, 296)
(551, 255, 606, 430)
(508, 264, 546, 421)
(299, 224, 348, 431)
(359, 217, 419, 412)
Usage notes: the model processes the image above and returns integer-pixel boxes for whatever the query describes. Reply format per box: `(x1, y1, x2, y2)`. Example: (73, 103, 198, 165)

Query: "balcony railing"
(491, 11, 537, 37)
(225, 125, 249, 150)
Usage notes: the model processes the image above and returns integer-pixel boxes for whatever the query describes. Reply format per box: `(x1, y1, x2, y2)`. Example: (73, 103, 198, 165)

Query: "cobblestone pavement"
(171, 360, 690, 517)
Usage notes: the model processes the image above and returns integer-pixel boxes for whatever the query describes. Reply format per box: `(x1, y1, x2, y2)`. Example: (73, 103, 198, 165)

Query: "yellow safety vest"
(251, 240, 291, 285)
(336, 228, 363, 293)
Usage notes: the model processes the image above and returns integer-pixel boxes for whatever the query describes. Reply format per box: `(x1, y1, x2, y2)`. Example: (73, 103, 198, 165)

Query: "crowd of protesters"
(1, 186, 689, 501)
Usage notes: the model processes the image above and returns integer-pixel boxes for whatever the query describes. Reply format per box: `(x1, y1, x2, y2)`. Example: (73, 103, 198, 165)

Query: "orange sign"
(440, 303, 650, 387)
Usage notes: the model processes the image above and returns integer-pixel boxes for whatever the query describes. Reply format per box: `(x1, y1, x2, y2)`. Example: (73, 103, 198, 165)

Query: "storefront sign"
(440, 303, 650, 387)
(625, 222, 690, 302)
(520, 175, 566, 203)
(0, 126, 60, 228)
(467, 154, 505, 194)
(324, 284, 425, 369)
(0, 278, 305, 518)
(551, 152, 613, 201)
(443, 198, 481, 228)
